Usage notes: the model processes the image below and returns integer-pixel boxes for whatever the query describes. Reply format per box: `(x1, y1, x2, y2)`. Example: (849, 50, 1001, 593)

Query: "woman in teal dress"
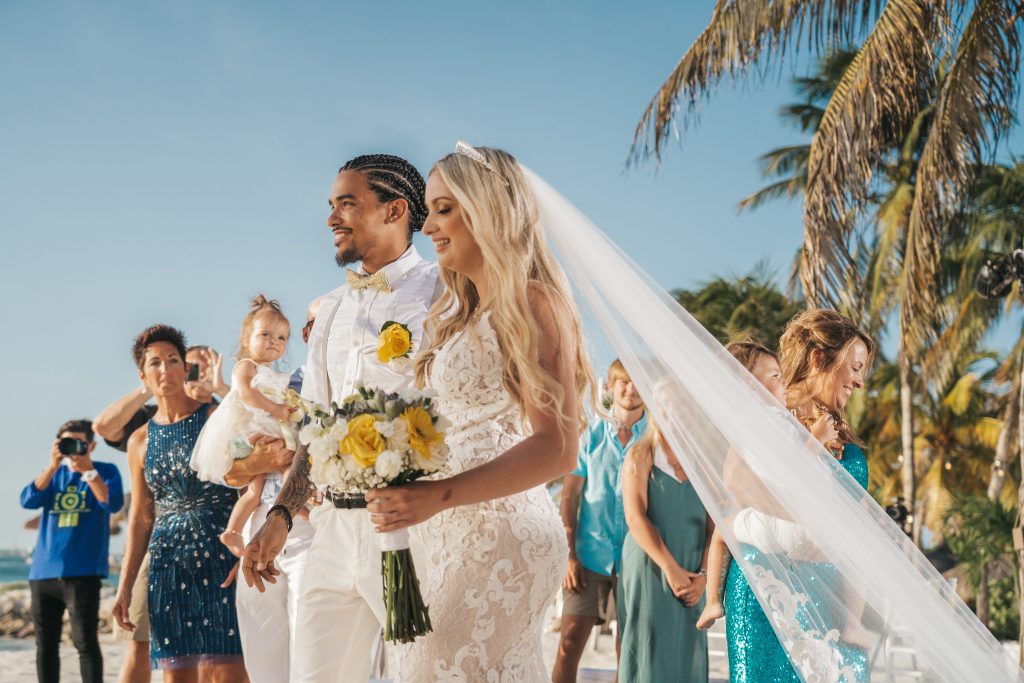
(725, 309, 876, 683)
(618, 420, 714, 683)
(113, 325, 246, 681)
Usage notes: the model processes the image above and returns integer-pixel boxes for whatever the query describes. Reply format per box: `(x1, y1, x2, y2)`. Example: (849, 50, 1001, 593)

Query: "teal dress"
(618, 466, 709, 683)
(725, 444, 870, 683)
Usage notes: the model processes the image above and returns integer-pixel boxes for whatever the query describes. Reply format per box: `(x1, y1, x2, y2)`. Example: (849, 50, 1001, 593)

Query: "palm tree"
(672, 264, 803, 345)
(737, 48, 857, 213)
(633, 3, 1021, 343)
(931, 161, 1024, 649)
(927, 162, 1024, 500)
(916, 355, 1005, 541)
(852, 353, 1008, 538)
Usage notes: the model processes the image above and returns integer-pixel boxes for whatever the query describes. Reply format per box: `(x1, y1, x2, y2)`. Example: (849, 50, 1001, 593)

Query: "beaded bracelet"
(267, 504, 293, 532)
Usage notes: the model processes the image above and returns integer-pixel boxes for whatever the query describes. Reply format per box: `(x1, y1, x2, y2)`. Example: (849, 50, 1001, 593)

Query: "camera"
(885, 497, 910, 532)
(186, 363, 200, 382)
(975, 249, 1024, 299)
(58, 437, 89, 456)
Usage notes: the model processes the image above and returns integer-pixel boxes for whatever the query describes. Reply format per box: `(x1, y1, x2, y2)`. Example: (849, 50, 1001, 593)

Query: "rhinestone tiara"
(454, 140, 510, 186)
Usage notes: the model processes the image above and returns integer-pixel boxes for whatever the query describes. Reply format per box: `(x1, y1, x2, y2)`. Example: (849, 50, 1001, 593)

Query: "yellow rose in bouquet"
(377, 321, 412, 363)
(402, 406, 443, 462)
(341, 414, 385, 468)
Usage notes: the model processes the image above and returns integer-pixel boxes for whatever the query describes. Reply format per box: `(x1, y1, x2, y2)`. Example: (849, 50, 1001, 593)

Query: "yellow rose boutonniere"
(377, 321, 413, 364)
(341, 413, 385, 468)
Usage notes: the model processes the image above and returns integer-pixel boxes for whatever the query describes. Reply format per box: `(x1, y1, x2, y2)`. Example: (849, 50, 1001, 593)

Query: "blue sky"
(2, 1, 1021, 550)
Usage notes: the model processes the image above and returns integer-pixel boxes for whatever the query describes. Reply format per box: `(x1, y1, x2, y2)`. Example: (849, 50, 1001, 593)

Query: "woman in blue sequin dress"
(725, 310, 875, 683)
(113, 326, 246, 680)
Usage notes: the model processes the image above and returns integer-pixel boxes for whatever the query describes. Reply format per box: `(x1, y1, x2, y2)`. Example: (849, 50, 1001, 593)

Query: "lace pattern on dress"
(396, 313, 567, 682)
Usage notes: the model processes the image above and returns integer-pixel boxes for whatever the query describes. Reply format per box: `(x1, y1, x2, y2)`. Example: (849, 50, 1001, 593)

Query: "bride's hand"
(366, 480, 448, 532)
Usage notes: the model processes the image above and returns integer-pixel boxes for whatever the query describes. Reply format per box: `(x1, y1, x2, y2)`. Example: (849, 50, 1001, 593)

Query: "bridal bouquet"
(298, 385, 449, 643)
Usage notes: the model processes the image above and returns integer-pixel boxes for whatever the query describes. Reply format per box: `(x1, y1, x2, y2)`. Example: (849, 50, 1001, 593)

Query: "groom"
(236, 153, 439, 682)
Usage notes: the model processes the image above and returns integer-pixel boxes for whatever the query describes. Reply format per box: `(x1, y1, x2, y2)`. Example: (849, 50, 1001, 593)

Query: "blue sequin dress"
(725, 444, 870, 683)
(145, 406, 243, 670)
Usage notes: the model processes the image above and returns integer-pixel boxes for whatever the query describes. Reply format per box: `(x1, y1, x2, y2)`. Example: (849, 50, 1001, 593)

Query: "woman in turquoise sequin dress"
(725, 310, 876, 683)
(113, 326, 246, 680)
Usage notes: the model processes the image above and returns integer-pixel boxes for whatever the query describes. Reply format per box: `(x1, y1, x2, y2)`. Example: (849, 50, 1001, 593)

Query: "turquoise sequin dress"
(725, 444, 870, 683)
(146, 406, 243, 669)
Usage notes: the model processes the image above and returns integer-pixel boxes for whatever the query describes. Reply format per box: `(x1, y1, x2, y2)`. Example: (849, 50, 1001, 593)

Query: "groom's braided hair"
(339, 154, 428, 233)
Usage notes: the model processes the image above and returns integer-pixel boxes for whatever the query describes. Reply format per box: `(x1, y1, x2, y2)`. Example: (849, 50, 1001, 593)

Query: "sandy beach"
(0, 618, 731, 682)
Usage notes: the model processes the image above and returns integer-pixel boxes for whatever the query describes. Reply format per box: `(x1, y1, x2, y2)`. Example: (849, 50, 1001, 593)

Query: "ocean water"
(0, 550, 31, 586)
(0, 549, 119, 587)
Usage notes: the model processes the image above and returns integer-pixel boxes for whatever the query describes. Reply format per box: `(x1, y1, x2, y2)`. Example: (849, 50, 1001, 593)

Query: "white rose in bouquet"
(327, 419, 349, 441)
(299, 420, 323, 445)
(374, 450, 403, 480)
(412, 439, 447, 473)
(308, 435, 337, 463)
(375, 420, 395, 438)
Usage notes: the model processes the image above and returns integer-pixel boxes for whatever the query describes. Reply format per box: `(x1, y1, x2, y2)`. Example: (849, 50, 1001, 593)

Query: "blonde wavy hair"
(779, 308, 876, 445)
(628, 419, 663, 474)
(414, 146, 598, 433)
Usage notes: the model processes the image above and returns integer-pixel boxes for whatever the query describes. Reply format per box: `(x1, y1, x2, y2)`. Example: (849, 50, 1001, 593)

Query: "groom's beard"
(335, 245, 364, 267)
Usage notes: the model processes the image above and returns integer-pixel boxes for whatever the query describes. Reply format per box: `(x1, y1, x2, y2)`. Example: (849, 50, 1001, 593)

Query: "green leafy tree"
(945, 495, 1017, 628)
(673, 264, 803, 345)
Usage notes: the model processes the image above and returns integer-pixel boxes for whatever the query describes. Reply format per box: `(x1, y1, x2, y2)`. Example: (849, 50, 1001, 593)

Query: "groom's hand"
(366, 480, 446, 532)
(225, 436, 293, 487)
(241, 514, 287, 592)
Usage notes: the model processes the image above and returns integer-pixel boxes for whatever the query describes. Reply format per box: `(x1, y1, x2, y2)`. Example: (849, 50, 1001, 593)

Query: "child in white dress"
(191, 295, 304, 556)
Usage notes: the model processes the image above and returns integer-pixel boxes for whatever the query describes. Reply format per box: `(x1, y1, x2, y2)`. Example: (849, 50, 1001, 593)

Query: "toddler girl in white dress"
(191, 295, 303, 556)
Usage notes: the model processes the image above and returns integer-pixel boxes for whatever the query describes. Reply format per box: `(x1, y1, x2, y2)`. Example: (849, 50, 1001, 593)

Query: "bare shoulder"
(126, 424, 149, 470)
(232, 358, 258, 381)
(526, 281, 572, 333)
(623, 448, 651, 481)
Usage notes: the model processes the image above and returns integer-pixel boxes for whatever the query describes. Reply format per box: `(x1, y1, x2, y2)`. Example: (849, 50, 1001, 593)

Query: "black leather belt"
(326, 490, 368, 509)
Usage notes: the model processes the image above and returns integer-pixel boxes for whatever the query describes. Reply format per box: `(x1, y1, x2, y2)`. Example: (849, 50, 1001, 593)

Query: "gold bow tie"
(345, 269, 392, 293)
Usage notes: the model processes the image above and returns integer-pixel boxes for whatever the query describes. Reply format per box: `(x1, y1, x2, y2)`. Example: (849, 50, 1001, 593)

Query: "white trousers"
(237, 502, 314, 683)
(292, 504, 385, 683)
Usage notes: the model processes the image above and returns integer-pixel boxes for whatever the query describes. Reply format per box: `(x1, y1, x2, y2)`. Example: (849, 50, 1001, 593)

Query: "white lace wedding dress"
(396, 313, 567, 682)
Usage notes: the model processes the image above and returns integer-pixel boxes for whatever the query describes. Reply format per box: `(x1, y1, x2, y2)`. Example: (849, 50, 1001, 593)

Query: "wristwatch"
(697, 568, 707, 577)
(81, 469, 99, 483)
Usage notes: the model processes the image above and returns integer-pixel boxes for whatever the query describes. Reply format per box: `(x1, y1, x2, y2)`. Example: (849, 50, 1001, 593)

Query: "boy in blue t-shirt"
(20, 419, 124, 683)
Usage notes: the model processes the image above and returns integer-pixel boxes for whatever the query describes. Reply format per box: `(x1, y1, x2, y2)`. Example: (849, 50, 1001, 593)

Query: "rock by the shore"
(0, 584, 117, 639)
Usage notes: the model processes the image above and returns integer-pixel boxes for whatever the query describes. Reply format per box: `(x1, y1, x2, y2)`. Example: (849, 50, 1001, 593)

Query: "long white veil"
(521, 165, 1023, 683)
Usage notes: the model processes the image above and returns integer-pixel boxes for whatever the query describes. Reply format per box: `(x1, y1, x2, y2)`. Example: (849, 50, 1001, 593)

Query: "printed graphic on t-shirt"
(49, 484, 90, 527)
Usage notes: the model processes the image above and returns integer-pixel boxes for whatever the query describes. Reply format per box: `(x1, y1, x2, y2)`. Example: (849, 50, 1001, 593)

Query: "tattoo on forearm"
(276, 443, 315, 514)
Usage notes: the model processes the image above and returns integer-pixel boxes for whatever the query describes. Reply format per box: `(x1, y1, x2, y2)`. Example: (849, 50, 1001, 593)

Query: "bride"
(364, 142, 597, 681)
(371, 140, 1023, 683)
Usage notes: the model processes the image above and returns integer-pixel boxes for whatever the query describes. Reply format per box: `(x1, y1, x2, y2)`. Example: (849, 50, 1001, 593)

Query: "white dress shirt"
(302, 244, 440, 407)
